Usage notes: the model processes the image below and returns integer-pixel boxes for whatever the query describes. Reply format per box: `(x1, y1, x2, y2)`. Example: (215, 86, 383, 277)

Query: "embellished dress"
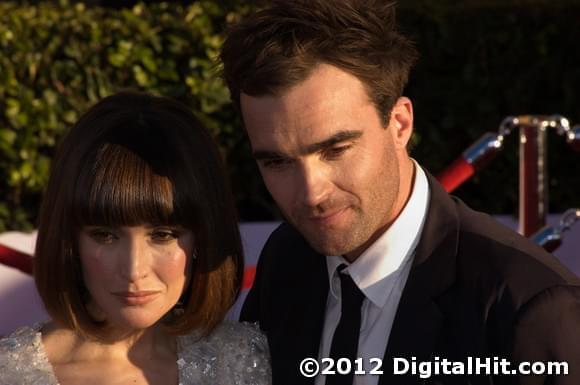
(0, 321, 271, 385)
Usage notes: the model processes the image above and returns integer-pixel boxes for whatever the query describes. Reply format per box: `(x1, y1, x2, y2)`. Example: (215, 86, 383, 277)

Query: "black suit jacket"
(241, 172, 580, 385)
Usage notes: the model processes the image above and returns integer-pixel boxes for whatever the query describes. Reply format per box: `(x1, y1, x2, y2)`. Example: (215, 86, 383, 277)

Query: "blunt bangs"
(72, 142, 184, 228)
(67, 110, 206, 231)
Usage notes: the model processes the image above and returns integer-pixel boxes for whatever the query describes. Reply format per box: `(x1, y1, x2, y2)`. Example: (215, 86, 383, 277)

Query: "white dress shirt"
(315, 160, 430, 385)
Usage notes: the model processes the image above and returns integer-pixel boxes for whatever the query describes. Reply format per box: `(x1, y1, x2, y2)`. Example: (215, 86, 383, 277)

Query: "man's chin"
(302, 235, 355, 257)
(290, 217, 359, 255)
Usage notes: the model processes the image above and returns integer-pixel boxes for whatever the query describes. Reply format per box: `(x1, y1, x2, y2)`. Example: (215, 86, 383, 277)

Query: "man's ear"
(388, 96, 414, 149)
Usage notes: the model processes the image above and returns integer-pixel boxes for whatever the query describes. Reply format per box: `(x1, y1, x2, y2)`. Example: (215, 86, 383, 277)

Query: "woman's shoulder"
(177, 320, 271, 385)
(207, 320, 267, 347)
(0, 323, 44, 365)
(179, 320, 268, 356)
(0, 322, 58, 385)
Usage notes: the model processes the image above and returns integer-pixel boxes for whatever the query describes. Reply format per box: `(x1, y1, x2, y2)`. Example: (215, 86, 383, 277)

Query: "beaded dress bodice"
(0, 321, 271, 385)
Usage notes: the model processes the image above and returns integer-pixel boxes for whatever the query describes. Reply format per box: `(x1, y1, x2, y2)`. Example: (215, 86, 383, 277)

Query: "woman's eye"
(89, 230, 117, 244)
(150, 230, 180, 242)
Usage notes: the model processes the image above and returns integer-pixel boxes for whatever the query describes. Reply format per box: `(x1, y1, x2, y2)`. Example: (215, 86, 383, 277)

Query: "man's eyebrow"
(252, 150, 284, 161)
(304, 130, 362, 154)
(252, 130, 363, 160)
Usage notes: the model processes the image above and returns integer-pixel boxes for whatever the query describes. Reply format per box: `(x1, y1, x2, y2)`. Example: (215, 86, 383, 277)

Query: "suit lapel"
(293, 247, 329, 365)
(276, 237, 329, 385)
(379, 171, 459, 385)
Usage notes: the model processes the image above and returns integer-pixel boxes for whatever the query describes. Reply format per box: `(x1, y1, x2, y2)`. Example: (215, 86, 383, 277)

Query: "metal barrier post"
(519, 122, 548, 236)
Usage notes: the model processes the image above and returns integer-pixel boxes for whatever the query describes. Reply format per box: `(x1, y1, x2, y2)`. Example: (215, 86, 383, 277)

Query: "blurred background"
(0, 0, 579, 332)
(0, 0, 579, 230)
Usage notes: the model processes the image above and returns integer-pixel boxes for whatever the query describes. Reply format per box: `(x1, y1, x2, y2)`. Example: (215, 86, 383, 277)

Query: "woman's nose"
(119, 238, 150, 282)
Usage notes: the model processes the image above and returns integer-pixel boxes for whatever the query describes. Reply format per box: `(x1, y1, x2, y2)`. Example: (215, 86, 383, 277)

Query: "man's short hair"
(220, 0, 419, 123)
(34, 92, 243, 339)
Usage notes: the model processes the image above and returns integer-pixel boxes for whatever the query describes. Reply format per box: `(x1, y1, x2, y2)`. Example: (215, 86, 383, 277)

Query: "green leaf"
(0, 128, 17, 145)
(5, 98, 20, 118)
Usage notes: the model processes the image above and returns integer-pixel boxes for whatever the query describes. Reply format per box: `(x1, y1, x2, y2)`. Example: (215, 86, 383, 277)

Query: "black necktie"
(326, 264, 365, 385)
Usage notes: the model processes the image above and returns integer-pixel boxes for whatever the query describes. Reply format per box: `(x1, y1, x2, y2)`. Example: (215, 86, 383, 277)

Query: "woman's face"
(78, 224, 193, 331)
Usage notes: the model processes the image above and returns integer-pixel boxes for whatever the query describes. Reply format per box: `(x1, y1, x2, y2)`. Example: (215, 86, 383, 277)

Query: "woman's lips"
(113, 291, 160, 305)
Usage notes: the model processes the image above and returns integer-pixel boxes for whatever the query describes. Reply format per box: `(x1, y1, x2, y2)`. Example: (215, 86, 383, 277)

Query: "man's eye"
(261, 158, 292, 169)
(150, 229, 180, 242)
(89, 230, 117, 244)
(324, 145, 351, 159)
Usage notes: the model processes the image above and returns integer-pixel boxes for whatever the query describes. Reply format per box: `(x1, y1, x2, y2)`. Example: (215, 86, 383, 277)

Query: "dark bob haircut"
(34, 91, 243, 338)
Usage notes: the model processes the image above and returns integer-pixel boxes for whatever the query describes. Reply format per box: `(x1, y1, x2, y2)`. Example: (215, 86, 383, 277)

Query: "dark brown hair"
(220, 0, 419, 123)
(34, 91, 243, 338)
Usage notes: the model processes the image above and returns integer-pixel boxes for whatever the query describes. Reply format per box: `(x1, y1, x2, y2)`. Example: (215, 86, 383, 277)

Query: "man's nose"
(120, 238, 150, 282)
(296, 159, 332, 208)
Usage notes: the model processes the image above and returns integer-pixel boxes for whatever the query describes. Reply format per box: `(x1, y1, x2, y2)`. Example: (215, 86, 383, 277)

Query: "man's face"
(241, 64, 413, 260)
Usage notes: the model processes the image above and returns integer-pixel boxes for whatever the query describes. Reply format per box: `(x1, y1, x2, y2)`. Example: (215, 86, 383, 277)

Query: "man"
(220, 1, 580, 384)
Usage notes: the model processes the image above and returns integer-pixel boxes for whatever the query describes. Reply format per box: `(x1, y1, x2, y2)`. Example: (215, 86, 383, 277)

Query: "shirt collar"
(326, 159, 430, 307)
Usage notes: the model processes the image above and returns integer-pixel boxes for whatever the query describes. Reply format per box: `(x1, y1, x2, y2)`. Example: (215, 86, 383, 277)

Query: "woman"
(0, 92, 270, 384)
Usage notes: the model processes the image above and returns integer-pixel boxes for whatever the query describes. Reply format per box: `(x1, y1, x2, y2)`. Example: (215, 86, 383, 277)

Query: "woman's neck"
(42, 321, 177, 365)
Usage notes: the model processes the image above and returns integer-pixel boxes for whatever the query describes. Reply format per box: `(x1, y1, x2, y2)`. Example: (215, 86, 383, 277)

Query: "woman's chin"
(105, 308, 167, 333)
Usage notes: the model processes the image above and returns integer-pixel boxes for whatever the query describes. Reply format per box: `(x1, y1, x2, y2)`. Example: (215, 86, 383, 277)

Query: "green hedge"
(0, 1, 579, 231)
(0, 1, 259, 231)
